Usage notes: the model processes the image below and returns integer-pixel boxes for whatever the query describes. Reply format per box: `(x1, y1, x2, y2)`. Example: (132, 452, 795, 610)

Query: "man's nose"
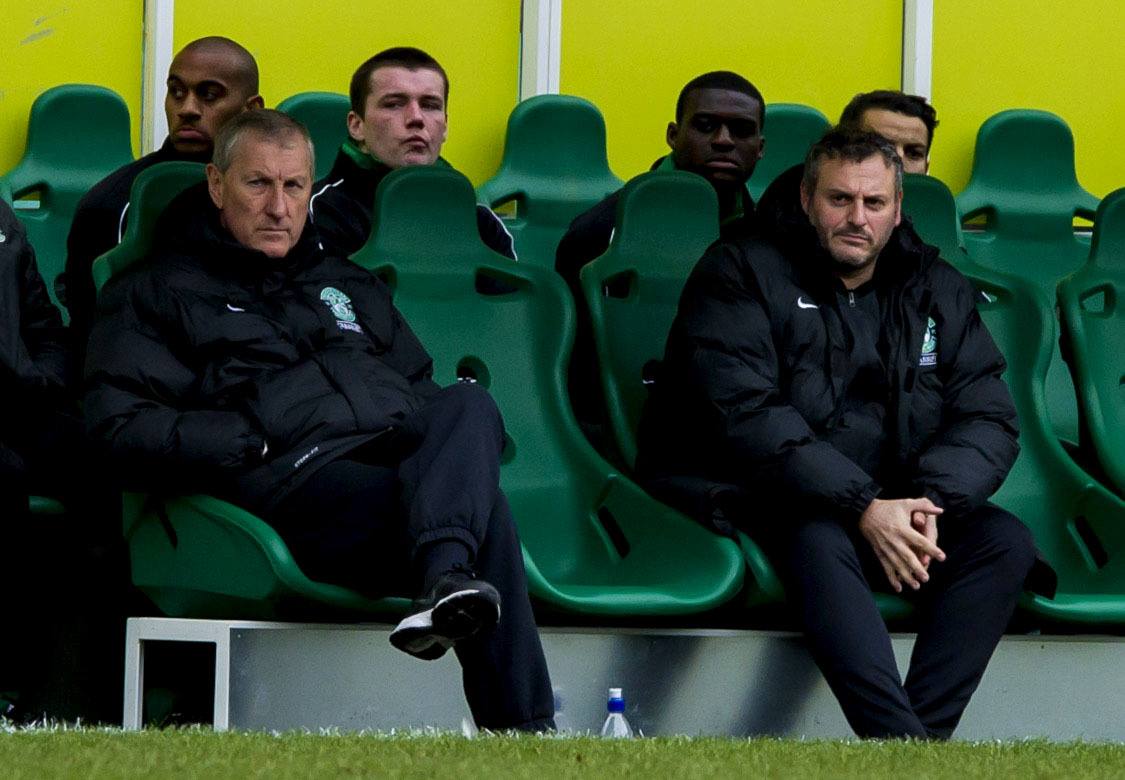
(403, 100, 425, 126)
(178, 93, 202, 118)
(712, 122, 734, 147)
(265, 185, 287, 218)
(847, 200, 868, 226)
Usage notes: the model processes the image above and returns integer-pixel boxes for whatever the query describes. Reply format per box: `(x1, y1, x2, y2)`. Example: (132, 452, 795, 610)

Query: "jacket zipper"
(848, 291, 856, 307)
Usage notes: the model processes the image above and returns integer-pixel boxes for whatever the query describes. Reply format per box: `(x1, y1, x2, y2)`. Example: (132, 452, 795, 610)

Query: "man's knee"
(961, 506, 1037, 586)
(434, 382, 503, 428)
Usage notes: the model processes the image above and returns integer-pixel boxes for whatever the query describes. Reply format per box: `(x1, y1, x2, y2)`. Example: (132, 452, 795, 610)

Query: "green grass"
(1, 729, 1124, 779)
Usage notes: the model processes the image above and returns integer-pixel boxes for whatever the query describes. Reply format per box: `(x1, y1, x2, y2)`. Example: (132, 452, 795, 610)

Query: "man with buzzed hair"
(310, 46, 515, 260)
(64, 35, 263, 356)
(85, 110, 555, 732)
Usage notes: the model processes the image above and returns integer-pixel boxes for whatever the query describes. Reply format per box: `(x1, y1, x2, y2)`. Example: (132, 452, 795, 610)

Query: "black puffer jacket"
(637, 213, 1020, 523)
(85, 186, 438, 513)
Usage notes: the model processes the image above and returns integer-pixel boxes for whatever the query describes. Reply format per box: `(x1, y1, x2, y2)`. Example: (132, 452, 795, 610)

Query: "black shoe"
(390, 568, 501, 660)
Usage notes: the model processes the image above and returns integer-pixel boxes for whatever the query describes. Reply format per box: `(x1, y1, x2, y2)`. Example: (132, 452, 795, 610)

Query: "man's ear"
(346, 110, 365, 146)
(799, 179, 812, 215)
(245, 94, 265, 111)
(757, 135, 766, 162)
(666, 121, 678, 151)
(894, 188, 903, 227)
(923, 156, 930, 175)
(206, 163, 224, 209)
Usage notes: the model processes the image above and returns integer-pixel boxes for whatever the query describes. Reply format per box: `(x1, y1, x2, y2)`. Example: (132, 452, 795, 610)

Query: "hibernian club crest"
(919, 317, 938, 367)
(319, 286, 356, 323)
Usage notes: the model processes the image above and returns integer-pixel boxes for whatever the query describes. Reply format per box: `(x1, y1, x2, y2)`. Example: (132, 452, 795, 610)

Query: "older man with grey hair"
(85, 109, 555, 732)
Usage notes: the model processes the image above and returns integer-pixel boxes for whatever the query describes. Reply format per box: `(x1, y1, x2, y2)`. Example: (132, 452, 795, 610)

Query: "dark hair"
(175, 36, 260, 97)
(838, 90, 938, 150)
(675, 71, 765, 127)
(349, 47, 449, 114)
(802, 128, 903, 196)
(212, 109, 314, 175)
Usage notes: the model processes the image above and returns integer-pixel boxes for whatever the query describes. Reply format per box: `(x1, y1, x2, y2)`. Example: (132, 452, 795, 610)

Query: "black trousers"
(759, 503, 1036, 739)
(267, 383, 555, 731)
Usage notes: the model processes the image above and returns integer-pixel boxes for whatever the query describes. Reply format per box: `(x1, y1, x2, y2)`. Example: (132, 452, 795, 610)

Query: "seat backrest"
(902, 173, 969, 266)
(0, 85, 134, 309)
(580, 171, 719, 467)
(955, 109, 1100, 241)
(92, 162, 206, 292)
(746, 103, 830, 201)
(277, 91, 350, 180)
(476, 95, 623, 267)
(1056, 188, 1125, 496)
(353, 166, 633, 576)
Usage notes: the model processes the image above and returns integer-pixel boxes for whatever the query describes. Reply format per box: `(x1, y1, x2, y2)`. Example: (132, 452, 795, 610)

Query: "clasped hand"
(858, 497, 945, 593)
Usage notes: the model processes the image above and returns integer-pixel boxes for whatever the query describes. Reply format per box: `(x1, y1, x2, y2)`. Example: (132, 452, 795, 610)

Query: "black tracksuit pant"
(266, 383, 555, 732)
(760, 504, 1036, 739)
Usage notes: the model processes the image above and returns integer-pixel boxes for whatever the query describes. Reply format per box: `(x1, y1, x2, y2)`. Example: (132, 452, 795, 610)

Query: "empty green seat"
(956, 109, 1099, 288)
(1057, 189, 1125, 497)
(902, 173, 969, 267)
(94, 163, 402, 620)
(277, 91, 350, 180)
(476, 95, 623, 268)
(746, 103, 830, 201)
(0, 181, 11, 205)
(0, 85, 135, 313)
(355, 166, 744, 616)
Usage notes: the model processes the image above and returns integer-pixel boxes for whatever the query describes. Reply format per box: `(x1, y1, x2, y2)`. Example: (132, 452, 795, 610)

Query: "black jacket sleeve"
(84, 269, 264, 484)
(913, 269, 1020, 515)
(667, 243, 881, 518)
(554, 193, 619, 292)
(475, 206, 516, 261)
(308, 184, 369, 258)
(0, 202, 70, 396)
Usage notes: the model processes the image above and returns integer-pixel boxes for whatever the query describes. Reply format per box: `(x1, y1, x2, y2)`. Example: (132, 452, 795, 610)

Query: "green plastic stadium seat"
(902, 173, 969, 268)
(580, 171, 719, 470)
(1057, 189, 1125, 497)
(915, 180, 1125, 624)
(578, 169, 909, 618)
(355, 166, 744, 616)
(93, 163, 403, 620)
(0, 85, 134, 313)
(277, 91, 350, 180)
(476, 95, 623, 267)
(746, 103, 830, 201)
(0, 181, 11, 205)
(956, 110, 1099, 289)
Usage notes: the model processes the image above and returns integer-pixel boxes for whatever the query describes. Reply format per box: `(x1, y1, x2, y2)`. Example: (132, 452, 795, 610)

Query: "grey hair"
(211, 108, 315, 176)
(803, 128, 903, 196)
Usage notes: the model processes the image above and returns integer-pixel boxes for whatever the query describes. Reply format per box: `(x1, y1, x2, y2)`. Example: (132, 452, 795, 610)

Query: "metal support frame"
(519, 0, 563, 100)
(902, 0, 935, 98)
(141, 0, 175, 154)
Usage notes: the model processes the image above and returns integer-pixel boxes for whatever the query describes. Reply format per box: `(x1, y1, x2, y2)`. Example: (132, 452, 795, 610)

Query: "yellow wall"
(932, 1, 1125, 197)
(174, 1, 520, 184)
(0, 1, 143, 176)
(560, 0, 902, 179)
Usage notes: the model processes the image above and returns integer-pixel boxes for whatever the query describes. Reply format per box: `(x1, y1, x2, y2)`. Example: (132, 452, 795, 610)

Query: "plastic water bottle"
(600, 687, 634, 738)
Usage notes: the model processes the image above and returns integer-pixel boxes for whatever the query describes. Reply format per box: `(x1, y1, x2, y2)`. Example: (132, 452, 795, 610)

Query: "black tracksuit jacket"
(309, 147, 516, 260)
(637, 217, 1020, 523)
(84, 187, 439, 514)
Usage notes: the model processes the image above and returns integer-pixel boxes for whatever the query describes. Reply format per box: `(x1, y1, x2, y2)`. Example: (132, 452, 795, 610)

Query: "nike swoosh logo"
(226, 303, 246, 312)
(797, 297, 818, 310)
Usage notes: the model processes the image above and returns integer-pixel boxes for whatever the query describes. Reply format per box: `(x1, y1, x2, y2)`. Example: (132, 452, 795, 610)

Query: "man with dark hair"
(555, 71, 765, 432)
(85, 110, 554, 732)
(64, 36, 264, 357)
(310, 47, 514, 260)
(758, 89, 937, 239)
(556, 71, 766, 286)
(637, 129, 1041, 739)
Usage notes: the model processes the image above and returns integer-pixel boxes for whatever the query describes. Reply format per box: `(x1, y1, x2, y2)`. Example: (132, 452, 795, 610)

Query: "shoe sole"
(390, 589, 501, 660)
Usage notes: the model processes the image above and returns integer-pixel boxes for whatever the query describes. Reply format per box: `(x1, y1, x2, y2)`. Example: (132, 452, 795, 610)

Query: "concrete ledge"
(126, 618, 1125, 739)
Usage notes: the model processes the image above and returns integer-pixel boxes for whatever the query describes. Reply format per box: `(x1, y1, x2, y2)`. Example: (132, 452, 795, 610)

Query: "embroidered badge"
(319, 286, 356, 323)
(919, 317, 938, 367)
(0, 229, 6, 243)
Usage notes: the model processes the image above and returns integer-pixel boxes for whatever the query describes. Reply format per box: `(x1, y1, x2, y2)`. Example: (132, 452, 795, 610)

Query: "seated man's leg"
(764, 518, 927, 738)
(452, 492, 555, 731)
(903, 505, 1035, 739)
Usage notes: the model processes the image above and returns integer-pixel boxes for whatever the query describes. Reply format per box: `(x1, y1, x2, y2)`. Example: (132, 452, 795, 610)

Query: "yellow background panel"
(0, 1, 143, 175)
(174, 1, 520, 184)
(560, 0, 902, 180)
(932, 1, 1125, 197)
